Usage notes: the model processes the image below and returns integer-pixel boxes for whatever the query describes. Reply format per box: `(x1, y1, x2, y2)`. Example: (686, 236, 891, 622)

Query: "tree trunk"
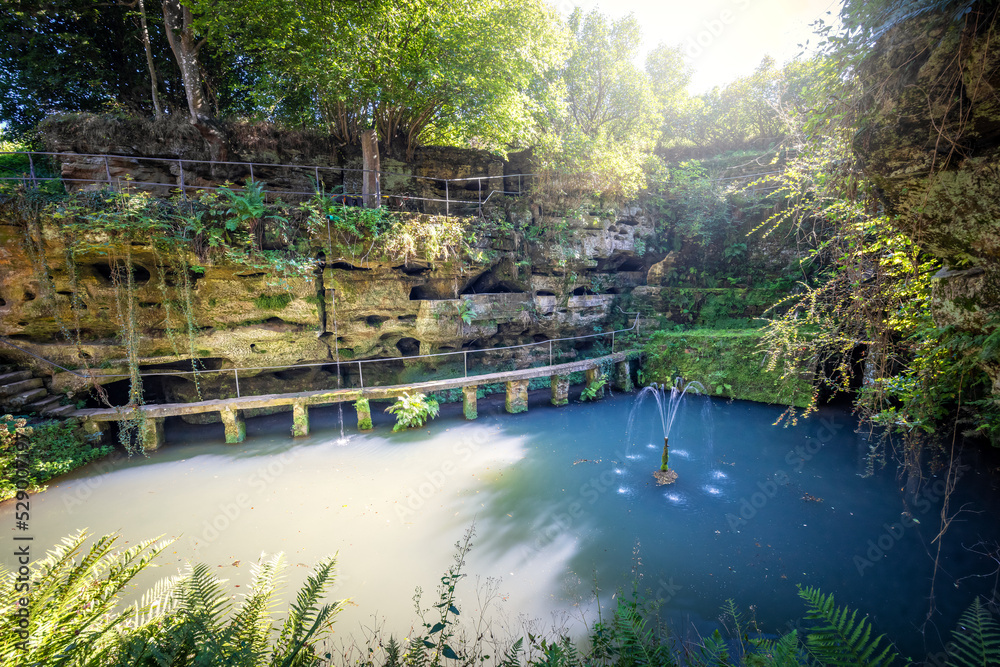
(361, 128, 381, 209)
(137, 0, 162, 119)
(161, 0, 227, 162)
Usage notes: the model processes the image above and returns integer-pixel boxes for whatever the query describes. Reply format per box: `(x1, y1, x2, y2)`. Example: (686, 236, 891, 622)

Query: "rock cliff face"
(855, 3, 1000, 394)
(0, 115, 809, 415)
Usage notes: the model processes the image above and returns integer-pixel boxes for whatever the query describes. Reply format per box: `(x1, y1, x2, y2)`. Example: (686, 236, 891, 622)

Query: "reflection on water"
(2, 394, 998, 657)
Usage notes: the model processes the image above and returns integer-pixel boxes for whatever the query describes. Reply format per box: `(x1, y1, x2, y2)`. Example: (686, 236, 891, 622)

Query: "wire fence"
(0, 313, 641, 407)
(0, 150, 536, 217)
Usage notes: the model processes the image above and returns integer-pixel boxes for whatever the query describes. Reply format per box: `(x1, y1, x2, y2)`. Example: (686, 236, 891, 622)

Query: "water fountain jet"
(627, 378, 704, 485)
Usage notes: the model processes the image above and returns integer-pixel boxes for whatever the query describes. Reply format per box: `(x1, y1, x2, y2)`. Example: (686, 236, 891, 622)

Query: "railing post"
(104, 156, 113, 188)
(28, 154, 37, 189)
(445, 180, 449, 218)
(612, 331, 615, 354)
(358, 361, 364, 388)
(314, 166, 320, 192)
(549, 340, 553, 367)
(464, 350, 468, 378)
(478, 179, 482, 217)
(234, 368, 241, 398)
(249, 163, 254, 183)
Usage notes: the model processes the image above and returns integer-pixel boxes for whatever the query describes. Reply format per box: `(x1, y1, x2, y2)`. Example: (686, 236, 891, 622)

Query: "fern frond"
(748, 630, 804, 667)
(798, 585, 898, 667)
(946, 597, 1000, 667)
(499, 637, 524, 667)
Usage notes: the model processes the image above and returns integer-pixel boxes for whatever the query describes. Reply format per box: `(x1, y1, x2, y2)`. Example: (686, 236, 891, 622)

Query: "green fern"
(798, 585, 898, 667)
(946, 597, 1000, 667)
(498, 637, 524, 667)
(748, 631, 804, 667)
(0, 530, 167, 667)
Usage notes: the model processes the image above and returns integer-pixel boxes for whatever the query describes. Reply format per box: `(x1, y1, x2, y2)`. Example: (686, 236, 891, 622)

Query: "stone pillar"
(551, 375, 570, 406)
(220, 407, 246, 444)
(292, 401, 309, 437)
(355, 398, 372, 431)
(505, 380, 529, 414)
(614, 361, 634, 392)
(140, 417, 164, 451)
(585, 367, 605, 400)
(463, 385, 478, 420)
(82, 419, 110, 443)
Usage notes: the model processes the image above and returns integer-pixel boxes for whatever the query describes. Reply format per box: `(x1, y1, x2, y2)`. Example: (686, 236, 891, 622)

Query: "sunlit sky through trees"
(554, 0, 841, 92)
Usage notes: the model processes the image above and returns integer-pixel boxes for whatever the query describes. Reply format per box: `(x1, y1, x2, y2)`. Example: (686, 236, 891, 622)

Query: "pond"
(4, 389, 998, 659)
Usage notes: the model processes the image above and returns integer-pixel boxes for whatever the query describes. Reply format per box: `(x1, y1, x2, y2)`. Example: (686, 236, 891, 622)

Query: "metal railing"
(0, 150, 537, 217)
(0, 313, 641, 407)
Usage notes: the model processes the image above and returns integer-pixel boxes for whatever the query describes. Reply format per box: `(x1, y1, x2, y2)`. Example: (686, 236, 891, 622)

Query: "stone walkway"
(73, 350, 641, 449)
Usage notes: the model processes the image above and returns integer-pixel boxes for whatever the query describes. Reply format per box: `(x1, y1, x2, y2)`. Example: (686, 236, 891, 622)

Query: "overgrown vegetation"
(4, 529, 999, 666)
(0, 415, 113, 501)
(385, 392, 440, 432)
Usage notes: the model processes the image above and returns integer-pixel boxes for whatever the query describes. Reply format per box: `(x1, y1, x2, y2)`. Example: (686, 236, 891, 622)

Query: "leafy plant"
(385, 393, 440, 432)
(798, 585, 899, 666)
(946, 597, 1000, 667)
(580, 375, 606, 402)
(458, 299, 476, 325)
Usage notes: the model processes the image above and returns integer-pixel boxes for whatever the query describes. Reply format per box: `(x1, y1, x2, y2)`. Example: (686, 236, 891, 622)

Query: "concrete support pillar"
(220, 407, 246, 444)
(463, 385, 478, 420)
(505, 380, 529, 414)
(614, 361, 634, 392)
(356, 398, 372, 431)
(551, 375, 570, 406)
(292, 401, 309, 437)
(140, 417, 164, 451)
(82, 419, 110, 444)
(585, 367, 605, 400)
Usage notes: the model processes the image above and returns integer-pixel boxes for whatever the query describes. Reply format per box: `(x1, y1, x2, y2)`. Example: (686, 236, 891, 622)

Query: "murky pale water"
(4, 391, 998, 658)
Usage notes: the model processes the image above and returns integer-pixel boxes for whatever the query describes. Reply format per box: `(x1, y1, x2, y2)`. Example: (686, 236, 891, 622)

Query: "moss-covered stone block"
(292, 401, 309, 437)
(355, 398, 372, 431)
(505, 379, 528, 414)
(140, 417, 164, 451)
(220, 407, 246, 443)
(614, 360, 634, 392)
(462, 385, 478, 420)
(642, 329, 814, 407)
(551, 374, 570, 406)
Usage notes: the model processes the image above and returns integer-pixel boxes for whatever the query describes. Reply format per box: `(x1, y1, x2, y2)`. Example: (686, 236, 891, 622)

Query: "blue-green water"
(4, 390, 998, 659)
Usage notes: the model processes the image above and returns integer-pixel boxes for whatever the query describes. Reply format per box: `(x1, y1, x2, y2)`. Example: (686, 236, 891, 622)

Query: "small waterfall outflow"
(329, 289, 347, 443)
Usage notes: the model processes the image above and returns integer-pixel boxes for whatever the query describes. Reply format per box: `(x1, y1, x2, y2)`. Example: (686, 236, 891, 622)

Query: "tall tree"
(161, 0, 226, 159)
(190, 0, 568, 158)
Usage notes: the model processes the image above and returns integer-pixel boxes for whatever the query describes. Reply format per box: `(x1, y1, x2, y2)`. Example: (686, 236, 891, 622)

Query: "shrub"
(385, 392, 440, 432)
(0, 416, 113, 501)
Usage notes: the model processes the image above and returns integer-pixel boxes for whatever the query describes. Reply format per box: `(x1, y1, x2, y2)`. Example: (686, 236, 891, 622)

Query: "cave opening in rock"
(93, 261, 152, 285)
(396, 337, 420, 356)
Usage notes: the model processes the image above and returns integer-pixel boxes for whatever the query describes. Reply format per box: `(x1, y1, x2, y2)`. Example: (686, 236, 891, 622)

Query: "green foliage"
(191, 0, 568, 157)
(254, 292, 293, 310)
(458, 299, 476, 325)
(644, 329, 814, 408)
(0, 415, 114, 501)
(946, 597, 1000, 667)
(797, 585, 899, 667)
(579, 375, 606, 402)
(385, 393, 440, 432)
(0, 530, 341, 666)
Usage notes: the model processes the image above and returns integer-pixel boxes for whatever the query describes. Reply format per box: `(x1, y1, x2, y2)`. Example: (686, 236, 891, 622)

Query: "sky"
(553, 0, 842, 92)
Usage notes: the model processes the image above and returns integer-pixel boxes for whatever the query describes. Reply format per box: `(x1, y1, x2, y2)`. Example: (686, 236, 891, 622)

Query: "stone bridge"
(73, 351, 641, 450)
